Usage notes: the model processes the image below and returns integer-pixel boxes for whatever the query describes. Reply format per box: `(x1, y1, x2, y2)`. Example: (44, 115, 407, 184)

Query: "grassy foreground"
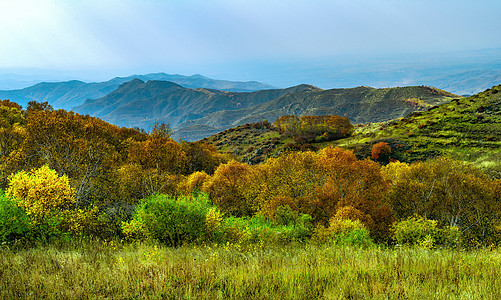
(1, 242, 500, 299)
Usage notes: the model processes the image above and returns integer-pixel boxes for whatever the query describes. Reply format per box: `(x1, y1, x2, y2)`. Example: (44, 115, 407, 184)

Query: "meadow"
(1, 241, 500, 299)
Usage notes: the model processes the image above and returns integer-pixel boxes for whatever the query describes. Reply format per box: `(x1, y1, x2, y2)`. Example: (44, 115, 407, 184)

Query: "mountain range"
(0, 73, 275, 111)
(73, 80, 456, 141)
(0, 71, 468, 141)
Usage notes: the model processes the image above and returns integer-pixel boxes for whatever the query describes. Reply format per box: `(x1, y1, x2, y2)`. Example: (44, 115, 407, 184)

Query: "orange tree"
(315, 147, 393, 241)
(202, 160, 254, 216)
(219, 146, 395, 241)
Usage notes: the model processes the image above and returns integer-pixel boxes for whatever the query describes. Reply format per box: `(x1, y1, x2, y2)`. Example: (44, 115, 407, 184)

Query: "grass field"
(1, 241, 500, 299)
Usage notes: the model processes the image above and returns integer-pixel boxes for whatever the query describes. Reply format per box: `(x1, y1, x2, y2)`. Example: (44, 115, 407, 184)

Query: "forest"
(1, 99, 501, 298)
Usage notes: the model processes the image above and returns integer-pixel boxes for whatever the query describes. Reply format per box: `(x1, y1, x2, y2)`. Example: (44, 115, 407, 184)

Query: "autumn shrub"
(205, 206, 224, 241)
(371, 142, 391, 164)
(202, 160, 255, 216)
(61, 205, 112, 238)
(178, 171, 209, 194)
(383, 158, 500, 246)
(392, 216, 460, 248)
(6, 165, 76, 240)
(122, 193, 211, 246)
(0, 190, 30, 243)
(314, 218, 374, 248)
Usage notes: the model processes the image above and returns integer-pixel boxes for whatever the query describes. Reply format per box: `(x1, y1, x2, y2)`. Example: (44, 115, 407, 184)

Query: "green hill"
(187, 85, 455, 128)
(333, 84, 501, 175)
(204, 85, 501, 176)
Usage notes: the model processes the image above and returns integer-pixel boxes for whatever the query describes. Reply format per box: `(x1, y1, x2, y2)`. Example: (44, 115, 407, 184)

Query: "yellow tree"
(121, 123, 186, 200)
(383, 157, 501, 245)
(202, 160, 254, 216)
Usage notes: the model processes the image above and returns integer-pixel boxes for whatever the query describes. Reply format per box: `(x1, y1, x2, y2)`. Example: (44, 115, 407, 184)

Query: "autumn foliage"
(0, 99, 500, 248)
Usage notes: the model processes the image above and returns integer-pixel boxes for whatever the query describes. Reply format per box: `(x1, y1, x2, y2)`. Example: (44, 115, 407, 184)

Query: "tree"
(181, 141, 227, 175)
(383, 157, 501, 246)
(316, 147, 393, 240)
(121, 131, 186, 200)
(20, 109, 121, 206)
(202, 160, 254, 216)
(371, 142, 391, 165)
(6, 165, 75, 237)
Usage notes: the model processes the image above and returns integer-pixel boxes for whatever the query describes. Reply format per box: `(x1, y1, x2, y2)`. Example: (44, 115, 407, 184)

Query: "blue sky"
(1, 0, 500, 85)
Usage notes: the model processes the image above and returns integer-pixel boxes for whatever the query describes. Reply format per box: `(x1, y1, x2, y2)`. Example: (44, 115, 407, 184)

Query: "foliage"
(123, 194, 211, 246)
(273, 114, 353, 142)
(315, 217, 375, 248)
(7, 165, 75, 220)
(383, 157, 501, 246)
(178, 171, 209, 195)
(202, 160, 255, 216)
(392, 216, 461, 249)
(371, 141, 391, 164)
(0, 190, 30, 243)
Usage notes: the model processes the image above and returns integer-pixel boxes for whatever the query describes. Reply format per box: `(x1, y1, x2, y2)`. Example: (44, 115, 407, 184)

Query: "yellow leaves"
(179, 171, 209, 195)
(6, 164, 75, 219)
(202, 160, 253, 216)
(205, 207, 223, 233)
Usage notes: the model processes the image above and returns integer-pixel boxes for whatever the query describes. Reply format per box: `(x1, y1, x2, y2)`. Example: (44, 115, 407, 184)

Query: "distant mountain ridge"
(0, 73, 275, 110)
(74, 79, 313, 131)
(73, 79, 456, 141)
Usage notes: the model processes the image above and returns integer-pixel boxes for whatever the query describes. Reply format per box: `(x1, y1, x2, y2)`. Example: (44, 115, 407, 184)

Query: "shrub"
(6, 165, 76, 240)
(0, 191, 30, 243)
(178, 171, 209, 194)
(392, 216, 461, 248)
(329, 218, 374, 247)
(314, 217, 374, 248)
(123, 193, 211, 246)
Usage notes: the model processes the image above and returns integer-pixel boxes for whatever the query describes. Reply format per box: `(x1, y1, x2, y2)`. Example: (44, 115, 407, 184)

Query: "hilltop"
(339, 84, 501, 175)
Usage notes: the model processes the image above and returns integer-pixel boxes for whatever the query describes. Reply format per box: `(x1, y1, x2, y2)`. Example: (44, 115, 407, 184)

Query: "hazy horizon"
(1, 0, 501, 91)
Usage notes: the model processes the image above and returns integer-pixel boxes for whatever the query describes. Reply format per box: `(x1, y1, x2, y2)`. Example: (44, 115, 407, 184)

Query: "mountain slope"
(202, 85, 501, 176)
(74, 80, 315, 131)
(331, 84, 501, 175)
(75, 80, 456, 141)
(0, 73, 275, 110)
(183, 85, 456, 130)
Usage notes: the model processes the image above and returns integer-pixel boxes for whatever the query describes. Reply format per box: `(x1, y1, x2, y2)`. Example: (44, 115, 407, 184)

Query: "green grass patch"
(1, 242, 501, 299)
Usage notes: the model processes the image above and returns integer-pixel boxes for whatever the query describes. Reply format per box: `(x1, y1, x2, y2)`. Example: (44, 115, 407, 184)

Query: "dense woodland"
(0, 99, 500, 249)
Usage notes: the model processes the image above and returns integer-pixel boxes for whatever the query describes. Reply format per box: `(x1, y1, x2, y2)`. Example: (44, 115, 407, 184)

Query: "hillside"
(75, 81, 456, 141)
(0, 73, 275, 110)
(334, 84, 501, 175)
(73, 80, 317, 135)
(203, 85, 501, 175)
(185, 85, 455, 128)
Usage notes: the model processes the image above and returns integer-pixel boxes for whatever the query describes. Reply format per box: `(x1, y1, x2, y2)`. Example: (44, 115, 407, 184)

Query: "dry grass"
(1, 241, 500, 299)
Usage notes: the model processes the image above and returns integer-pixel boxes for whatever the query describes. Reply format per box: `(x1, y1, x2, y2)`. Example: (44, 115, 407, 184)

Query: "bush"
(392, 216, 460, 248)
(0, 191, 30, 243)
(123, 193, 211, 246)
(6, 165, 76, 241)
(314, 218, 374, 248)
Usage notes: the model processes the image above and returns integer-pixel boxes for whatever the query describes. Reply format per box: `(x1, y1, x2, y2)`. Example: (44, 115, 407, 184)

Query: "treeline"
(0, 100, 500, 248)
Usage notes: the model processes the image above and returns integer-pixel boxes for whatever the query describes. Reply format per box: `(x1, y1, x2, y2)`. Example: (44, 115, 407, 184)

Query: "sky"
(0, 0, 500, 86)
